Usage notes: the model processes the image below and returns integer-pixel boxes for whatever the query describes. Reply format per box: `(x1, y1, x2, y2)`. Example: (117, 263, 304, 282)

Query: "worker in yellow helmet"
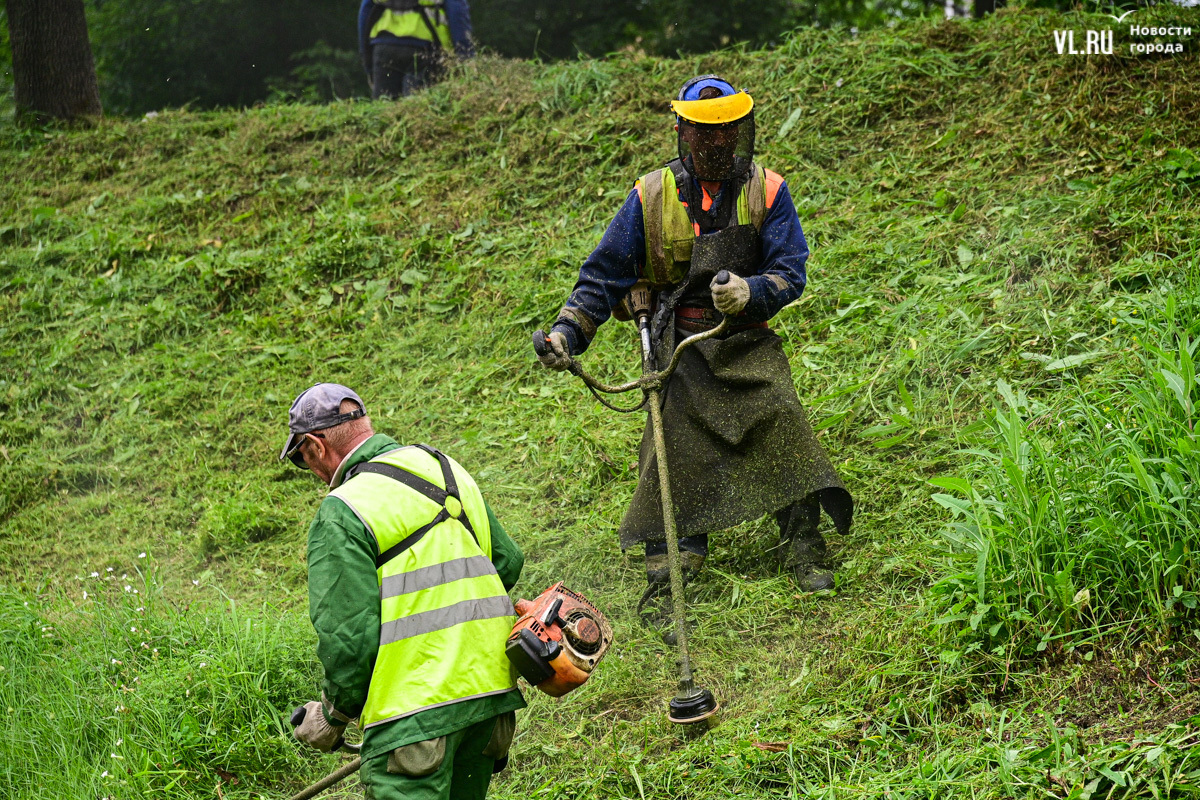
(536, 75, 854, 632)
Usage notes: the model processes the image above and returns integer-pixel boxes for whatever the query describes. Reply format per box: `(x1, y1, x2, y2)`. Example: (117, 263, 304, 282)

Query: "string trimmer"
(532, 271, 734, 728)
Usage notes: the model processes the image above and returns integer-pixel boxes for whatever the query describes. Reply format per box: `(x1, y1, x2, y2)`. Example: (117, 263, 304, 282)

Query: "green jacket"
(306, 433, 526, 760)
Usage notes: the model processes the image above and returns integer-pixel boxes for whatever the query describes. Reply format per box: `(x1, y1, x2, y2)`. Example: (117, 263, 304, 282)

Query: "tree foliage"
(1, 0, 1083, 116)
(85, 0, 360, 114)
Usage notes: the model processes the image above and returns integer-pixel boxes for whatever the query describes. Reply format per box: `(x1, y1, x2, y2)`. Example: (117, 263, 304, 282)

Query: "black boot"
(776, 499, 835, 592)
(640, 535, 706, 641)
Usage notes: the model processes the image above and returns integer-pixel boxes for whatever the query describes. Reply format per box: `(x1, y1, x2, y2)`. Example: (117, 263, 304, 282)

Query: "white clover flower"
(83, 591, 89, 599)
(106, 567, 114, 572)
(124, 586, 132, 592)
(138, 553, 147, 559)
(116, 738, 122, 746)
(192, 580, 200, 586)
(91, 572, 100, 578)
(130, 627, 136, 633)
(101, 771, 109, 778)
(136, 607, 144, 612)
(199, 662, 207, 669)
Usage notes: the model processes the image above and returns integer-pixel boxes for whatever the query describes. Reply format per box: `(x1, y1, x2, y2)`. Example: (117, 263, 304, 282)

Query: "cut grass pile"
(1, 5, 1199, 798)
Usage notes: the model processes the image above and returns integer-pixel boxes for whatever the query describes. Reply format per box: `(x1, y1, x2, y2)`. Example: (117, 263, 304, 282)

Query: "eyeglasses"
(285, 432, 325, 469)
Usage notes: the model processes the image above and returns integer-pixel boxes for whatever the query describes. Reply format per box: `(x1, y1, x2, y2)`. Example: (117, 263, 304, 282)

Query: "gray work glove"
(710, 273, 751, 315)
(537, 330, 572, 372)
(292, 700, 346, 753)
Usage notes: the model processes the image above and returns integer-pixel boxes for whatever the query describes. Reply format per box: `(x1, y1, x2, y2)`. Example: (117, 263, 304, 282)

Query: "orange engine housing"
(505, 582, 613, 697)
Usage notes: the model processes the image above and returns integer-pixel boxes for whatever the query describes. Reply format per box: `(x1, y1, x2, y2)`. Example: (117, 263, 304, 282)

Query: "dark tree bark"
(6, 0, 103, 121)
(973, 0, 997, 17)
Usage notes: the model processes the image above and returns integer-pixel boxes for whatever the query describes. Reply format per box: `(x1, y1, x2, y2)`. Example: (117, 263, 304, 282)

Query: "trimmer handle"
(714, 270, 731, 285)
(532, 330, 550, 358)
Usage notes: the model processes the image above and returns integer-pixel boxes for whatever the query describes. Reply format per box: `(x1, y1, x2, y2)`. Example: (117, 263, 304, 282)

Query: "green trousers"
(360, 713, 510, 800)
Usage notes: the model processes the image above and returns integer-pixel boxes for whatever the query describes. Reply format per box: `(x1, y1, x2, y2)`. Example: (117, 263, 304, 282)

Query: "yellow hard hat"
(670, 91, 754, 126)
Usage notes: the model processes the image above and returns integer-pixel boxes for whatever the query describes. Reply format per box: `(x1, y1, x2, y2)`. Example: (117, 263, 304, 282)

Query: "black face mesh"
(676, 112, 755, 182)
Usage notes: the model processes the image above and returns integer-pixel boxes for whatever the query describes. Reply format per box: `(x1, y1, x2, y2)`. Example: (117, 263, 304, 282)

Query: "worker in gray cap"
(282, 383, 525, 800)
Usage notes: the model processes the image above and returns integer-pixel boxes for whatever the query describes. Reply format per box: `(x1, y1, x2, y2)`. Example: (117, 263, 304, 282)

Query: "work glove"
(536, 330, 572, 372)
(292, 700, 346, 753)
(710, 273, 751, 315)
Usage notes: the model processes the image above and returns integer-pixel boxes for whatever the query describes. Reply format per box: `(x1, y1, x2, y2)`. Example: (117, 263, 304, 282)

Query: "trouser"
(644, 493, 825, 578)
(359, 712, 514, 800)
(371, 43, 443, 99)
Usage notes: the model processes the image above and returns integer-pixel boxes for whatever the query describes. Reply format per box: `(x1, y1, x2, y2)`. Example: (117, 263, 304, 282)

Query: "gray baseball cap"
(280, 383, 366, 466)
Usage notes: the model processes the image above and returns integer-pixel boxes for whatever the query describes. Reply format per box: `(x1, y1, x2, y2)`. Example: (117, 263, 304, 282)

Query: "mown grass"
(2, 5, 1200, 798)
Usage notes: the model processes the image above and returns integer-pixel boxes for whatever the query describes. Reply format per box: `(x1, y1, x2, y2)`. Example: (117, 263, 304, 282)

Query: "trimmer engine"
(505, 582, 613, 697)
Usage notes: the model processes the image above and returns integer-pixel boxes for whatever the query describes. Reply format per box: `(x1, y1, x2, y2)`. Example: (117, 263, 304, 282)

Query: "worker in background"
(535, 75, 854, 624)
(358, 0, 475, 99)
(283, 383, 522, 799)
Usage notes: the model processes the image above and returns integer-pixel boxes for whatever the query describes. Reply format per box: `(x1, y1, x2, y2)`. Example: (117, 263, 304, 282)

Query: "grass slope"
(2, 7, 1200, 798)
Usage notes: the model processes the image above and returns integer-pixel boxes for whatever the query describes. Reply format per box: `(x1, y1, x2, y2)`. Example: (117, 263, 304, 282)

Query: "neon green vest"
(636, 162, 768, 287)
(330, 444, 517, 729)
(371, 1, 453, 50)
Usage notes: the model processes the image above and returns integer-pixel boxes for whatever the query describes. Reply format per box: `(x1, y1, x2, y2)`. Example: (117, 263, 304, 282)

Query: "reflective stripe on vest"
(371, 3, 453, 50)
(330, 445, 516, 728)
(636, 163, 767, 287)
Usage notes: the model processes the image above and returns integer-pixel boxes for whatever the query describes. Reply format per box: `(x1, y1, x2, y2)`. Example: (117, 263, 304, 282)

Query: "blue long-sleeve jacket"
(358, 0, 475, 70)
(553, 169, 810, 355)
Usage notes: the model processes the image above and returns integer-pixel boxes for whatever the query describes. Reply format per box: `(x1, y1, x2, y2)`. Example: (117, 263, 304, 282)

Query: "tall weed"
(0, 573, 323, 799)
(932, 291, 1200, 656)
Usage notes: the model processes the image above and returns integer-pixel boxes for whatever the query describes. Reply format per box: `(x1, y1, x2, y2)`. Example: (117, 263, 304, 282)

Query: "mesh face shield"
(675, 114, 756, 182)
(672, 76, 756, 182)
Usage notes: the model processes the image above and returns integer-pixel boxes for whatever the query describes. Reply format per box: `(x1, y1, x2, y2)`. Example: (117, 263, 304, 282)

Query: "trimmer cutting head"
(668, 687, 720, 726)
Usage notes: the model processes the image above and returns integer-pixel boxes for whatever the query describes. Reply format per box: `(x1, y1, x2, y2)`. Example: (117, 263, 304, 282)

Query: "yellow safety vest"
(330, 444, 517, 728)
(371, 1, 453, 51)
(636, 162, 768, 287)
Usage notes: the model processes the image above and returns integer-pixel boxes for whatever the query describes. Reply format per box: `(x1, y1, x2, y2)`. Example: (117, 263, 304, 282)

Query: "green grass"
(0, 575, 316, 797)
(932, 292, 1200, 659)
(2, 5, 1200, 798)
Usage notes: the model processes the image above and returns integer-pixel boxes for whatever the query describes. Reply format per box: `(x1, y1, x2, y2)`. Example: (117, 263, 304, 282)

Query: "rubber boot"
(776, 499, 835, 592)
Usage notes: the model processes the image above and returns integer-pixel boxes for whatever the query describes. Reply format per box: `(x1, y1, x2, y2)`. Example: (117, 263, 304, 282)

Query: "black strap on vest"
(345, 444, 478, 568)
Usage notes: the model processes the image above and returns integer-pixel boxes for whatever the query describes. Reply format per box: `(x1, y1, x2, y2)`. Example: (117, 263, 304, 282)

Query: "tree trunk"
(7, 0, 103, 122)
